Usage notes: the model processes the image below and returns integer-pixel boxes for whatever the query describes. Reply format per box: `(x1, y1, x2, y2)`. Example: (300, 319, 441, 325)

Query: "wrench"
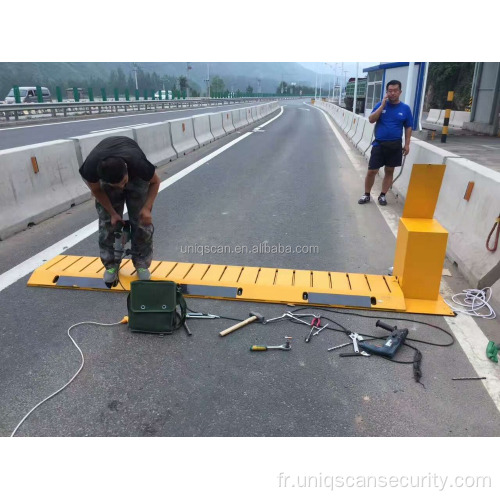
(349, 332, 370, 356)
(250, 342, 291, 351)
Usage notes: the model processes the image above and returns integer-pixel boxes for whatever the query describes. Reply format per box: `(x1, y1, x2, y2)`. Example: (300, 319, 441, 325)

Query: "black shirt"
(79, 136, 156, 183)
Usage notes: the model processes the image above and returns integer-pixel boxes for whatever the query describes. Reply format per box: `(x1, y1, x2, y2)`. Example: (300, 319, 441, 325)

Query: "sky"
(298, 62, 379, 78)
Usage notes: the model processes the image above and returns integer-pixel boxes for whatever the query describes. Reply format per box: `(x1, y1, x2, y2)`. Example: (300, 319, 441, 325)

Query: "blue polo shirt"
(372, 101, 413, 146)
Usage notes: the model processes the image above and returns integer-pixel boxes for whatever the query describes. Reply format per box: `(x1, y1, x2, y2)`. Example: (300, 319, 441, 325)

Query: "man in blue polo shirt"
(358, 80, 413, 206)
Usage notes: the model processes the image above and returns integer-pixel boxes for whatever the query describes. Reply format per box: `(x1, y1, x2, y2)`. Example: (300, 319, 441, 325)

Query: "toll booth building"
(363, 62, 427, 131)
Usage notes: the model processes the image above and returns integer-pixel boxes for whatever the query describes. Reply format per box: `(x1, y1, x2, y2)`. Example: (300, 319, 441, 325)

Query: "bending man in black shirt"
(79, 136, 160, 286)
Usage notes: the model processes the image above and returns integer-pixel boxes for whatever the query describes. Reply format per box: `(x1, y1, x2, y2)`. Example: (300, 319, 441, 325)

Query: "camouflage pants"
(96, 177, 154, 269)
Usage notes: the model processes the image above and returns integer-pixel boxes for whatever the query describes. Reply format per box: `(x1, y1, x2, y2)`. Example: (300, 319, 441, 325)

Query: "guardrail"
(0, 97, 286, 122)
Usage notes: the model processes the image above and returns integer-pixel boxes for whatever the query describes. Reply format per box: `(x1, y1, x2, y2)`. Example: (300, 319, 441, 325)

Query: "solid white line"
(0, 107, 283, 294)
(312, 103, 500, 413)
(90, 124, 148, 133)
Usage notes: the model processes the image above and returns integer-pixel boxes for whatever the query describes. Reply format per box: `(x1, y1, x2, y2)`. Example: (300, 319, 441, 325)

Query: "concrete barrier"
(209, 112, 226, 140)
(357, 120, 375, 154)
(351, 117, 366, 146)
(436, 110, 446, 125)
(71, 128, 135, 165)
(347, 116, 361, 140)
(450, 111, 471, 128)
(334, 107, 342, 124)
(342, 112, 354, 133)
(232, 109, 246, 129)
(240, 108, 250, 126)
(0, 140, 89, 240)
(192, 114, 215, 146)
(426, 109, 441, 123)
(433, 157, 500, 288)
(222, 110, 236, 133)
(251, 106, 259, 122)
(340, 111, 350, 130)
(391, 139, 460, 199)
(132, 122, 177, 166)
(169, 117, 199, 155)
(246, 107, 255, 124)
(426, 109, 470, 128)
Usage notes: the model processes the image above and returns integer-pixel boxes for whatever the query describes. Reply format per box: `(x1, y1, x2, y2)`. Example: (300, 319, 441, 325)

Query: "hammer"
(219, 311, 265, 337)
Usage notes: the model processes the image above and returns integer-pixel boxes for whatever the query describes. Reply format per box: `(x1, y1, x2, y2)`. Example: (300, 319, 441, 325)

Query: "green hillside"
(0, 62, 318, 99)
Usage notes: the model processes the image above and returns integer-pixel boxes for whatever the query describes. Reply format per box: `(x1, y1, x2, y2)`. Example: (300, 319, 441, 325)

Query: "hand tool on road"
(264, 312, 312, 326)
(452, 376, 487, 380)
(327, 341, 353, 352)
(312, 323, 329, 336)
(186, 312, 221, 319)
(219, 311, 264, 337)
(305, 316, 321, 343)
(250, 339, 291, 351)
(183, 321, 192, 336)
(359, 320, 408, 358)
(349, 332, 370, 356)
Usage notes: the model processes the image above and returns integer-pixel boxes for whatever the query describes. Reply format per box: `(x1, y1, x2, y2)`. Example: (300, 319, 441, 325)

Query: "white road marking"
(481, 145, 500, 150)
(0, 107, 284, 294)
(90, 124, 148, 133)
(299, 108, 310, 111)
(312, 103, 500, 413)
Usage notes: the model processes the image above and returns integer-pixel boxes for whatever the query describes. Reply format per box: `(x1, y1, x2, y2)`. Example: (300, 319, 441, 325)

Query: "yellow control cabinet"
(392, 164, 448, 302)
(393, 218, 448, 300)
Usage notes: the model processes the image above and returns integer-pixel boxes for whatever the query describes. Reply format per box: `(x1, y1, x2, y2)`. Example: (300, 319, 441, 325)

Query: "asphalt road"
(0, 101, 266, 150)
(1, 100, 499, 437)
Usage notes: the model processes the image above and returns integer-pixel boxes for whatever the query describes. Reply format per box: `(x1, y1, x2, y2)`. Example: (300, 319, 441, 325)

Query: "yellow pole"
(441, 91, 454, 143)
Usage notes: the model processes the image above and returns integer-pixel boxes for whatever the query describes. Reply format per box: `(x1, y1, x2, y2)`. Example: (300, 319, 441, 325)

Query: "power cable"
(11, 318, 127, 437)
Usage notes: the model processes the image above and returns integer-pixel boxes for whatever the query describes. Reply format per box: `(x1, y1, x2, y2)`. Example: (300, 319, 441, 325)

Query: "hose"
(486, 214, 500, 252)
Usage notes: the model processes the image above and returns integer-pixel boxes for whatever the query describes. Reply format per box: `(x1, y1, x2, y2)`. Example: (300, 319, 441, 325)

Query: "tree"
(424, 63, 474, 111)
(151, 72, 162, 90)
(246, 85, 253, 94)
(116, 67, 127, 89)
(277, 81, 288, 94)
(127, 75, 135, 90)
(210, 75, 225, 96)
(179, 76, 188, 94)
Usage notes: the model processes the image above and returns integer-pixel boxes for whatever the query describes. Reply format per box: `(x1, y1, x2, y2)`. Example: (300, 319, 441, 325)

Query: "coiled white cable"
(11, 319, 127, 437)
(446, 288, 496, 319)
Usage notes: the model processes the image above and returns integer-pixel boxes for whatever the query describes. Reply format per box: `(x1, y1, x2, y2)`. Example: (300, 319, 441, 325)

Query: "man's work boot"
(136, 267, 151, 280)
(103, 266, 119, 288)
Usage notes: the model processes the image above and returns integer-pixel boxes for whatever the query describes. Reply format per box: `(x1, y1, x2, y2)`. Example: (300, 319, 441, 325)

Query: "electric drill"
(359, 320, 409, 358)
(113, 220, 131, 263)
